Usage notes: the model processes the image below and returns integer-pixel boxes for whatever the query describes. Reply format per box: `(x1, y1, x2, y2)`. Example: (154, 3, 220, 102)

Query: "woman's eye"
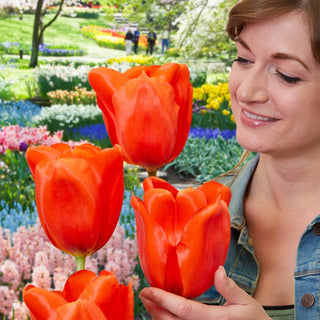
(233, 56, 251, 65)
(275, 70, 301, 84)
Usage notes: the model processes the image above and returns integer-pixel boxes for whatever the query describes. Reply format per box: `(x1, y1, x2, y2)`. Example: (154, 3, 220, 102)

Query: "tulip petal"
(175, 187, 207, 234)
(164, 245, 183, 296)
(49, 299, 107, 320)
(88, 67, 129, 145)
(88, 67, 128, 100)
(71, 143, 101, 159)
(123, 65, 160, 78)
(113, 73, 179, 171)
(63, 270, 97, 302)
(23, 284, 67, 320)
(26, 145, 66, 178)
(130, 194, 169, 288)
(198, 180, 232, 205)
(143, 176, 179, 198)
(50, 143, 73, 155)
(104, 283, 134, 320)
(177, 199, 231, 298)
(86, 146, 124, 250)
(153, 63, 193, 161)
(81, 272, 134, 320)
(35, 158, 104, 256)
(143, 189, 179, 245)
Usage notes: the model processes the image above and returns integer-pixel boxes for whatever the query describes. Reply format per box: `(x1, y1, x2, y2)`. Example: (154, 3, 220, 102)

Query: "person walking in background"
(161, 29, 169, 54)
(125, 28, 133, 55)
(146, 29, 157, 55)
(133, 27, 140, 54)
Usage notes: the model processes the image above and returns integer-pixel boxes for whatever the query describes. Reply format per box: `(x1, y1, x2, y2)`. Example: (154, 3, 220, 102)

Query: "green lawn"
(0, 13, 126, 99)
(0, 13, 109, 49)
(0, 13, 126, 59)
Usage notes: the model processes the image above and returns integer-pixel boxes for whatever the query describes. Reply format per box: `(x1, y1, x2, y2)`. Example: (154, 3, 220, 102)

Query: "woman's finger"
(139, 287, 213, 320)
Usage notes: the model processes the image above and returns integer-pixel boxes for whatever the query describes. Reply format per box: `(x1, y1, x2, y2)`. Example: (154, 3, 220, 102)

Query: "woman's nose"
(236, 68, 269, 104)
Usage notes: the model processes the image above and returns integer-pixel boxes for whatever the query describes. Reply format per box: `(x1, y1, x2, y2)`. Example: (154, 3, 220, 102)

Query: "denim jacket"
(197, 155, 320, 320)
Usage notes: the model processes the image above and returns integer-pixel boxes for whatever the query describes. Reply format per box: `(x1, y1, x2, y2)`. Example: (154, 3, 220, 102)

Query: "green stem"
(148, 170, 157, 177)
(75, 256, 86, 271)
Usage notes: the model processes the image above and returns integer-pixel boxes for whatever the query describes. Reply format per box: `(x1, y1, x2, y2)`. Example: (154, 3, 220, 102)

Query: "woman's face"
(229, 11, 320, 157)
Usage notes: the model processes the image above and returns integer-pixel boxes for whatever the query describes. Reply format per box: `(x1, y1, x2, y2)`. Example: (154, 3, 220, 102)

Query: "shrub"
(166, 133, 248, 182)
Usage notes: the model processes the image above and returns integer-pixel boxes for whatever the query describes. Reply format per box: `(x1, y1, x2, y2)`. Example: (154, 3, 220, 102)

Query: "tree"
(100, 0, 187, 34)
(174, 0, 237, 63)
(29, 0, 66, 68)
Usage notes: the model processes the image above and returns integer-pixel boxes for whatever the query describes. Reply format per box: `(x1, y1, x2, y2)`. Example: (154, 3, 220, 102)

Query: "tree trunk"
(29, 0, 43, 68)
(29, 0, 66, 68)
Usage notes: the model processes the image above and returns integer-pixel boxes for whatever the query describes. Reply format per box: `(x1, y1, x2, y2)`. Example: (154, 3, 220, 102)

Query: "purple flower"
(19, 141, 29, 152)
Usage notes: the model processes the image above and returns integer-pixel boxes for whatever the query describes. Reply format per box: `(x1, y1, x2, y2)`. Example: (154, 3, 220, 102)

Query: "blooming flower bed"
(0, 100, 41, 127)
(0, 222, 139, 319)
(82, 25, 148, 50)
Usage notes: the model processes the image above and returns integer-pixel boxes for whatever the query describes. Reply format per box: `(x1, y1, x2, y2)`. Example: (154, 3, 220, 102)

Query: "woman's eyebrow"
(271, 52, 309, 71)
(237, 36, 309, 71)
(236, 37, 251, 52)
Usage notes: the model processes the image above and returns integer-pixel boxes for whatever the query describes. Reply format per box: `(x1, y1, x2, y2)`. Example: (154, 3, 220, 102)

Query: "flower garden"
(0, 3, 247, 315)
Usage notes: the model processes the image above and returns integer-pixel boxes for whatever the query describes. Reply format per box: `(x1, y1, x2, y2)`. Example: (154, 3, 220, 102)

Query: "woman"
(125, 28, 133, 55)
(139, 0, 320, 319)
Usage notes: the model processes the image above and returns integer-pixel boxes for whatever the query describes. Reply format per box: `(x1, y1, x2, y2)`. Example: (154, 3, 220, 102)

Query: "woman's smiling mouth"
(243, 109, 279, 122)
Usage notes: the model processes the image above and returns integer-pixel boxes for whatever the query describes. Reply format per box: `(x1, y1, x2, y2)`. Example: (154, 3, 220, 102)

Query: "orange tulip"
(23, 270, 134, 320)
(131, 177, 231, 299)
(88, 62, 193, 174)
(25, 143, 124, 262)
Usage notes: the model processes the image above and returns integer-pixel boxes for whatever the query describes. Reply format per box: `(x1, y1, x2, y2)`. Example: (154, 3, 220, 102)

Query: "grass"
(0, 13, 126, 99)
(0, 13, 109, 49)
(1, 66, 35, 99)
(0, 13, 127, 60)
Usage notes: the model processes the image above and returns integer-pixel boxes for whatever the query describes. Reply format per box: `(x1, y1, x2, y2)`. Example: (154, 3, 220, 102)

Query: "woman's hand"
(139, 266, 271, 320)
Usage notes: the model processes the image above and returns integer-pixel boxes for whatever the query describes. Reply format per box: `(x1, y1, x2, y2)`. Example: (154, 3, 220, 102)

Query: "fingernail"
(139, 287, 151, 299)
(218, 265, 227, 278)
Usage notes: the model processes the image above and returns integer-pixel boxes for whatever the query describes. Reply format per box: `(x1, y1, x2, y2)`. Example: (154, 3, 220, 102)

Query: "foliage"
(189, 70, 207, 88)
(207, 70, 230, 84)
(166, 134, 246, 182)
(0, 74, 15, 101)
(0, 149, 35, 211)
(59, 6, 101, 19)
(174, 0, 238, 64)
(100, 0, 187, 32)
